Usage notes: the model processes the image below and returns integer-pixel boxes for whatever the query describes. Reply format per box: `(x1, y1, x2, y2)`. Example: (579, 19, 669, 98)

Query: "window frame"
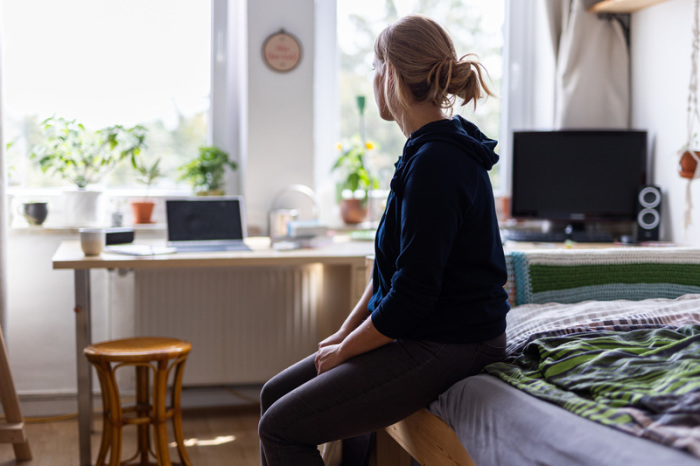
(2, 0, 229, 198)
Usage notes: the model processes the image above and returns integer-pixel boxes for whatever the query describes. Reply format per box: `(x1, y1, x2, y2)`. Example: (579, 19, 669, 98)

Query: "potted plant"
(30, 116, 147, 226)
(131, 157, 163, 224)
(332, 137, 378, 224)
(177, 145, 237, 195)
(332, 96, 378, 224)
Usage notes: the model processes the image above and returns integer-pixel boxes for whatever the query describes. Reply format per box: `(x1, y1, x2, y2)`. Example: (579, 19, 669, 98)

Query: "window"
(1, 0, 211, 190)
(337, 0, 505, 191)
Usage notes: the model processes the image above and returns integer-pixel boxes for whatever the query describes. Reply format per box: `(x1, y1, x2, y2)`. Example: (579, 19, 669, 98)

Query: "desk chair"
(84, 337, 192, 466)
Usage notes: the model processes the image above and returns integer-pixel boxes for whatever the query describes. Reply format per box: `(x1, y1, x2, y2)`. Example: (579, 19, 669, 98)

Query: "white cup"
(79, 228, 106, 256)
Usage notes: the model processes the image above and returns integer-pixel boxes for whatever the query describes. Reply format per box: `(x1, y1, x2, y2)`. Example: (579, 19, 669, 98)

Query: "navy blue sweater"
(368, 116, 509, 343)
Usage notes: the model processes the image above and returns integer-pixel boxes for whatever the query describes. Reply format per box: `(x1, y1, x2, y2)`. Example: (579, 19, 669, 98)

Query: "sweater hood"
(404, 115, 499, 170)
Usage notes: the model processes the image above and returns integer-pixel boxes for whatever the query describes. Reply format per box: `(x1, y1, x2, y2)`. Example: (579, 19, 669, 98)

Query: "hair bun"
(374, 15, 493, 115)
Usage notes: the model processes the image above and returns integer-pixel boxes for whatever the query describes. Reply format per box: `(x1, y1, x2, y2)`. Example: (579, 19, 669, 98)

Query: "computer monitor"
(510, 130, 648, 229)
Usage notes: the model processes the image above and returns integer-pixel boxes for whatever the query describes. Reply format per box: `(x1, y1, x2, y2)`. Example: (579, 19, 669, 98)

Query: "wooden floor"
(0, 390, 261, 465)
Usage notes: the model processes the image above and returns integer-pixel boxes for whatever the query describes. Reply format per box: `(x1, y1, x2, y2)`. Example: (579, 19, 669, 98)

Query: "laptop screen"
(166, 197, 245, 243)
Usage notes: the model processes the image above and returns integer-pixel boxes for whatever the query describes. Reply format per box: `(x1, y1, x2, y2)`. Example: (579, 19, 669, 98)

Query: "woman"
(259, 15, 509, 465)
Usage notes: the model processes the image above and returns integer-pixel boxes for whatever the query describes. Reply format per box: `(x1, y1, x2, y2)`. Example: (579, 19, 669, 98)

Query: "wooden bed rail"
(371, 408, 475, 466)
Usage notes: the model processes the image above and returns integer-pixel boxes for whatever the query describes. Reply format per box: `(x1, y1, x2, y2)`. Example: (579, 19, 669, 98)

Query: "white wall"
(631, 0, 700, 246)
(243, 0, 317, 234)
(6, 231, 110, 394)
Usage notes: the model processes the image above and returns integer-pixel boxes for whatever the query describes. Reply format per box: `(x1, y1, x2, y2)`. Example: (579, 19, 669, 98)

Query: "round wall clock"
(263, 30, 302, 72)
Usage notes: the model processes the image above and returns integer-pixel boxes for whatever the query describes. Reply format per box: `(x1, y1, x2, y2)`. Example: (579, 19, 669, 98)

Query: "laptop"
(165, 196, 252, 252)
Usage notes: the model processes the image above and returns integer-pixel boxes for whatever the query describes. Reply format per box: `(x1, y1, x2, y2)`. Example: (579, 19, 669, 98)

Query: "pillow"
(508, 247, 700, 306)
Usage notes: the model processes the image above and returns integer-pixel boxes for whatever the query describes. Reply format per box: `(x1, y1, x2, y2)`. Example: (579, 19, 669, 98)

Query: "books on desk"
(104, 244, 177, 256)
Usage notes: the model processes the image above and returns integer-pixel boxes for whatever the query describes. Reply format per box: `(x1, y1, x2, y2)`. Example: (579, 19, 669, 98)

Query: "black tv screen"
(511, 130, 648, 223)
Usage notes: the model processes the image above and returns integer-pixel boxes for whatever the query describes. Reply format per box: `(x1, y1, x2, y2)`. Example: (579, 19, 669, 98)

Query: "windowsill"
(7, 188, 191, 233)
(6, 186, 191, 197)
(10, 222, 167, 233)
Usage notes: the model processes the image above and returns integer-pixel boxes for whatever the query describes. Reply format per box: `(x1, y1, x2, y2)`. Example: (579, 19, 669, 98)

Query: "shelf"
(588, 0, 670, 13)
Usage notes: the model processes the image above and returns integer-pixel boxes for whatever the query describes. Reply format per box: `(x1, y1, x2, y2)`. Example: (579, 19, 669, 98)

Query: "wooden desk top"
(53, 236, 375, 271)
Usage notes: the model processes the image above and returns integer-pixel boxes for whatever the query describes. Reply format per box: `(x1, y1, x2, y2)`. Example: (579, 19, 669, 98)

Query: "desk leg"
(74, 270, 93, 466)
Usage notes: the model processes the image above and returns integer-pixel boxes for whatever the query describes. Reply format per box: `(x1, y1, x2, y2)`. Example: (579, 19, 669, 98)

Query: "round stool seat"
(85, 337, 191, 363)
(84, 337, 192, 466)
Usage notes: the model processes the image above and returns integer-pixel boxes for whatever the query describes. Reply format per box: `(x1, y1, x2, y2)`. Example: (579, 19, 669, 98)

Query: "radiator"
(134, 265, 323, 385)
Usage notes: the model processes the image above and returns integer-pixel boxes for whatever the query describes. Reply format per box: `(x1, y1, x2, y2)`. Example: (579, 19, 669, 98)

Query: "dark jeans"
(258, 333, 506, 466)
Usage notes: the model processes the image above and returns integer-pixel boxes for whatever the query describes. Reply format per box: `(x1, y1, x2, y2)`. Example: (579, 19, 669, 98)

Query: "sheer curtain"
(544, 0, 630, 128)
(0, 27, 8, 337)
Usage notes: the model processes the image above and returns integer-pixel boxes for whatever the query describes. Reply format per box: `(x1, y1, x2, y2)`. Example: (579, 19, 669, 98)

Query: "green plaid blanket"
(485, 325, 700, 458)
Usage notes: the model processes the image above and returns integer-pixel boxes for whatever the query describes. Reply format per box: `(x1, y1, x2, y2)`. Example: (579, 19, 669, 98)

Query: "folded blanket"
(486, 325, 700, 458)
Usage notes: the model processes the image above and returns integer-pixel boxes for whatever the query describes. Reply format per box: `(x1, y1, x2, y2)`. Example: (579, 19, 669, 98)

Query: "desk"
(53, 236, 374, 466)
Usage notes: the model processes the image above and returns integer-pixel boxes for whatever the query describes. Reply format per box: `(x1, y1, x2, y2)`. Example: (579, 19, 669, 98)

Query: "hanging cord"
(684, 0, 700, 237)
(686, 0, 700, 149)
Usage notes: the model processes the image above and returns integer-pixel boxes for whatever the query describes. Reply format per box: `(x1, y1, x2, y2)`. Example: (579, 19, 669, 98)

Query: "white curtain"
(545, 0, 630, 129)
(0, 25, 8, 337)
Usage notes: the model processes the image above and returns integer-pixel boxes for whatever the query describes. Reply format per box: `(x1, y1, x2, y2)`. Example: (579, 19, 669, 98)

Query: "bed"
(372, 247, 700, 465)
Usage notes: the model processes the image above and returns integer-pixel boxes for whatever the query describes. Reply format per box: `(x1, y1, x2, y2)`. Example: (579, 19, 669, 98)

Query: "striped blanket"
(507, 247, 700, 306)
(504, 294, 700, 358)
(485, 294, 700, 458)
(486, 325, 700, 458)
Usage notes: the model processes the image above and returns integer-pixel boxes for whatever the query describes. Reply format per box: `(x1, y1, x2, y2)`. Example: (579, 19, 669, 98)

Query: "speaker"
(636, 186, 662, 242)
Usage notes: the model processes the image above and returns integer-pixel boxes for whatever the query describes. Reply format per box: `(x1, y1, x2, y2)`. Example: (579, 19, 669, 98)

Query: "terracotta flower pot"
(131, 201, 155, 224)
(340, 199, 368, 224)
(679, 150, 699, 179)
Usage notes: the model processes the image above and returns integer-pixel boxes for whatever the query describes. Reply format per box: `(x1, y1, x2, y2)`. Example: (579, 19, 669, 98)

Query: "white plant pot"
(63, 189, 103, 227)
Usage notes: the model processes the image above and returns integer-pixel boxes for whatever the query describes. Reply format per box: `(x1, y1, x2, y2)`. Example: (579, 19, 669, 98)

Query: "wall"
(631, 0, 700, 246)
(6, 231, 112, 394)
(243, 0, 317, 233)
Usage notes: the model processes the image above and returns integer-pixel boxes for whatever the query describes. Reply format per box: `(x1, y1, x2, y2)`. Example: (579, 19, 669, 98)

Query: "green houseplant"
(178, 145, 237, 195)
(31, 116, 147, 189)
(332, 96, 378, 224)
(30, 116, 147, 226)
(130, 157, 163, 224)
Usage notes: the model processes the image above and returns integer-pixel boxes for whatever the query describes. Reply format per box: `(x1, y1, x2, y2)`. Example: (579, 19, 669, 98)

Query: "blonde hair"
(374, 15, 494, 117)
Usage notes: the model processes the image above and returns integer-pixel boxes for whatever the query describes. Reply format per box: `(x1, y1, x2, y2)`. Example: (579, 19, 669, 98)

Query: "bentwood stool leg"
(93, 361, 113, 466)
(153, 359, 171, 466)
(135, 365, 151, 464)
(104, 362, 123, 466)
(171, 356, 192, 465)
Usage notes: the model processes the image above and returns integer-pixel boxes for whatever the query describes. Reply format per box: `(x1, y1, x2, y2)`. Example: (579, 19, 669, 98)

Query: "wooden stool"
(84, 337, 192, 466)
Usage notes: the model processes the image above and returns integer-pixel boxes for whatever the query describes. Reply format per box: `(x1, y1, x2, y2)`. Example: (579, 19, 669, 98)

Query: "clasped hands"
(315, 328, 350, 375)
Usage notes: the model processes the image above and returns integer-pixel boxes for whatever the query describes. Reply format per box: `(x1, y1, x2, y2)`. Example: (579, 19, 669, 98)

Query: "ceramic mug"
(20, 202, 49, 226)
(79, 228, 106, 256)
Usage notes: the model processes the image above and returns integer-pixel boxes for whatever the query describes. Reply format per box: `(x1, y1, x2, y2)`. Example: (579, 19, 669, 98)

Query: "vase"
(63, 189, 102, 227)
(679, 150, 699, 179)
(131, 201, 155, 224)
(340, 199, 368, 224)
(20, 202, 49, 226)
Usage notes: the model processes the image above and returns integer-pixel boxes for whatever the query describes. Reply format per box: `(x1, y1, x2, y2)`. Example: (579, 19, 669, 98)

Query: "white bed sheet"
(428, 374, 700, 466)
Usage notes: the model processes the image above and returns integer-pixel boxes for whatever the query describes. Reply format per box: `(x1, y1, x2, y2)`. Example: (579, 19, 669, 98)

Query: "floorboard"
(0, 386, 262, 465)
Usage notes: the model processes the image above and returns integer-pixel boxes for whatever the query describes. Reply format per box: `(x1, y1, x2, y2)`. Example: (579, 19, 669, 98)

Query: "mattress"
(428, 373, 700, 466)
(425, 294, 700, 465)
